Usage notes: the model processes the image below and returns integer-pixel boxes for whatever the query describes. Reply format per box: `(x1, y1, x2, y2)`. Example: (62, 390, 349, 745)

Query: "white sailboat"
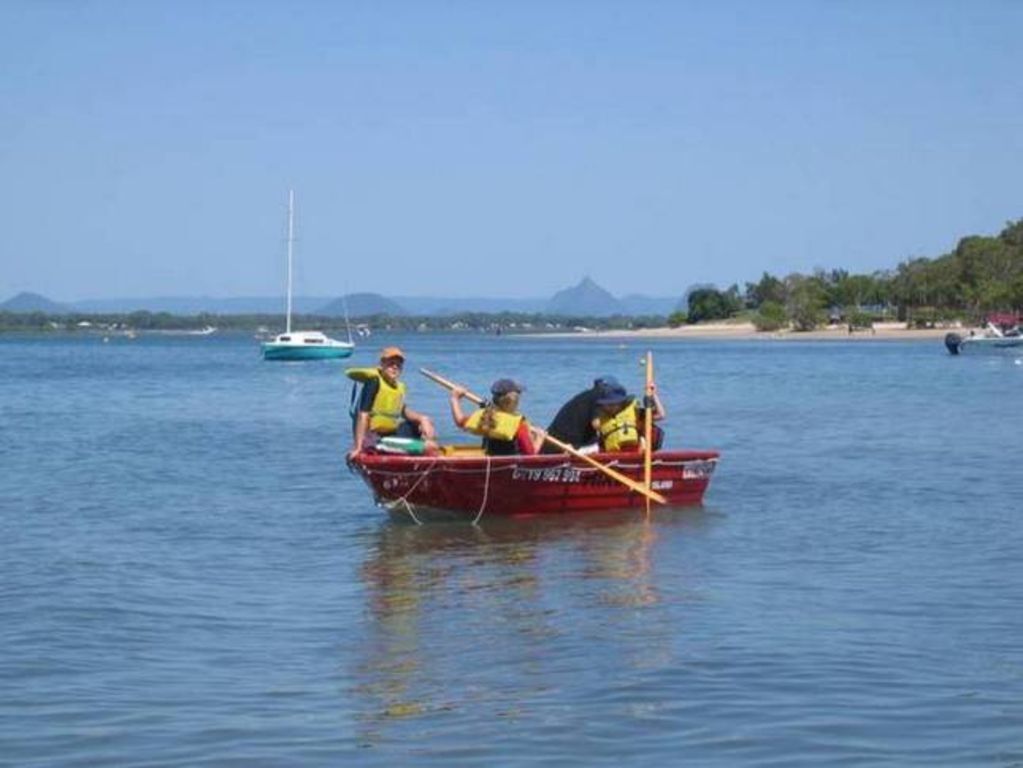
(262, 190, 355, 361)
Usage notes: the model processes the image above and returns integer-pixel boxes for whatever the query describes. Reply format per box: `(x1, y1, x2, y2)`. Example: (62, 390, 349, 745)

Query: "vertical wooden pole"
(643, 351, 654, 514)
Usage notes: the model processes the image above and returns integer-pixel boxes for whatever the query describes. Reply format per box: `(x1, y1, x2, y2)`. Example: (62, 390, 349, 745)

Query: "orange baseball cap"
(379, 346, 405, 362)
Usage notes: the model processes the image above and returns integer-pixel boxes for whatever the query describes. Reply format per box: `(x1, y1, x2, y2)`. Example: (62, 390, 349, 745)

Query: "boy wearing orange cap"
(348, 347, 437, 457)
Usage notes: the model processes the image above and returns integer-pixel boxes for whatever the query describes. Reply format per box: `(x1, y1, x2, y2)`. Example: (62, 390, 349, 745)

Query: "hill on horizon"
(546, 277, 624, 316)
(0, 292, 70, 313)
(2, 279, 683, 317)
(318, 293, 407, 316)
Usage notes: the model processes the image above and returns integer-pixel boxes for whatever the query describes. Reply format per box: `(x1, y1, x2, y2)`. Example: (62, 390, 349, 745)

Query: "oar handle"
(420, 367, 487, 405)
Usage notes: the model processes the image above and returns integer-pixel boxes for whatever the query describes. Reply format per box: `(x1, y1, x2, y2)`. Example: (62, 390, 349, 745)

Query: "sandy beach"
(541, 321, 975, 341)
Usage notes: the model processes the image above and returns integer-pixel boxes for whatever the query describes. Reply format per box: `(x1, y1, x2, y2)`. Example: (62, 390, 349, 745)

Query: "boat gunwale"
(351, 449, 720, 471)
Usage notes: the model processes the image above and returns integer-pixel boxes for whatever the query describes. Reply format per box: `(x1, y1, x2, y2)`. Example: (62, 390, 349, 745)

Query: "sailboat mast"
(286, 189, 294, 334)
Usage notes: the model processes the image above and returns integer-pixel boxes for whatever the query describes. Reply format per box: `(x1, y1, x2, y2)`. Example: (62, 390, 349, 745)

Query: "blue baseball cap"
(491, 378, 525, 396)
(595, 384, 630, 406)
(594, 375, 621, 389)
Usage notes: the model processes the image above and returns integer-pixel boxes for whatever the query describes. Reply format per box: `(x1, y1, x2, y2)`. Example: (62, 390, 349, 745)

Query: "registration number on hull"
(512, 467, 583, 483)
(510, 467, 677, 491)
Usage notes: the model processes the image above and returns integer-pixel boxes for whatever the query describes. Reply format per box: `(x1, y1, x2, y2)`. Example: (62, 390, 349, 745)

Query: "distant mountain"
(1, 292, 70, 313)
(318, 293, 407, 316)
(546, 277, 625, 316)
(12, 281, 680, 317)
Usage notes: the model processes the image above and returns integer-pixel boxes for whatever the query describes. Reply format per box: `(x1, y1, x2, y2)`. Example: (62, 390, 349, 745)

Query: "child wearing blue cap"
(541, 376, 622, 453)
(449, 378, 544, 455)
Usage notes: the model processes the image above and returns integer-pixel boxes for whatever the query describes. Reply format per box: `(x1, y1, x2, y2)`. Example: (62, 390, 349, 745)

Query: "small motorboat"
(348, 448, 720, 521)
(945, 315, 1023, 355)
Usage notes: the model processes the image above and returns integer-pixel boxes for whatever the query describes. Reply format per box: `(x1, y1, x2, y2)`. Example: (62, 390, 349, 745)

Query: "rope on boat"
(362, 456, 709, 485)
(398, 498, 423, 526)
(360, 454, 716, 522)
(378, 455, 440, 526)
(364, 462, 520, 478)
(367, 453, 494, 525)
(471, 454, 493, 526)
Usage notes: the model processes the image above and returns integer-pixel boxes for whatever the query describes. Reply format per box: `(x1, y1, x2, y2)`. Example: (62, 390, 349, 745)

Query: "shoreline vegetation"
(536, 320, 975, 341)
(0, 311, 976, 342)
(3, 218, 1019, 341)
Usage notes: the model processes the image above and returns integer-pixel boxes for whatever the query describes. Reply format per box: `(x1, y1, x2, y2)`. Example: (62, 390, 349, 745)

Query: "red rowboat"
(348, 449, 720, 520)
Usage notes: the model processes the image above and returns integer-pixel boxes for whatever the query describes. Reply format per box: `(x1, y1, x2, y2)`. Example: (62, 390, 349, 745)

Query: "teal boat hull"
(262, 344, 354, 361)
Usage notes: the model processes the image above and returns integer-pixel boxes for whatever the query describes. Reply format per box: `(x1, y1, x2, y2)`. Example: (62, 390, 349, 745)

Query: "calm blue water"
(2, 333, 1022, 766)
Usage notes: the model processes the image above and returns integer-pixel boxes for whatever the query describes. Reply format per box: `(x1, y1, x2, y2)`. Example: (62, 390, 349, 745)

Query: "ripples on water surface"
(1, 333, 1021, 766)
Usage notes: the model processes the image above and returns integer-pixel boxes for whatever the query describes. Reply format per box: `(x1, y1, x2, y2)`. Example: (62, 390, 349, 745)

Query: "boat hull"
(945, 332, 1023, 355)
(262, 343, 354, 360)
(349, 450, 720, 518)
(963, 338, 1023, 353)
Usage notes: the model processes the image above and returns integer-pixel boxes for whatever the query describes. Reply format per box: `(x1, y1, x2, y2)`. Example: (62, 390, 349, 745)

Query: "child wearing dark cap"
(592, 382, 666, 453)
(449, 378, 544, 456)
(541, 376, 622, 453)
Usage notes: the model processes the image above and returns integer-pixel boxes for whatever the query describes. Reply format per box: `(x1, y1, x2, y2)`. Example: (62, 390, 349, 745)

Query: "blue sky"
(1, 0, 1020, 301)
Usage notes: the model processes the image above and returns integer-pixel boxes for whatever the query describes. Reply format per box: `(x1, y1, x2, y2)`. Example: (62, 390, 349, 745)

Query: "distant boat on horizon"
(147, 325, 217, 337)
(262, 190, 354, 361)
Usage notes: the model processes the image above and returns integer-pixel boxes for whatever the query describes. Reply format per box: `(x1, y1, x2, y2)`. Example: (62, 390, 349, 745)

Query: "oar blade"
(537, 431, 667, 505)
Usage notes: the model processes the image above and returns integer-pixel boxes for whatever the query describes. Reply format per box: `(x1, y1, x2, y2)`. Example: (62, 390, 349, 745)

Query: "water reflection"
(352, 508, 717, 740)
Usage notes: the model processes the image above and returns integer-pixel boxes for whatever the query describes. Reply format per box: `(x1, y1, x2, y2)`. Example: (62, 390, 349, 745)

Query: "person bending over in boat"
(592, 383, 666, 453)
(540, 376, 623, 454)
(449, 378, 545, 456)
(347, 346, 437, 457)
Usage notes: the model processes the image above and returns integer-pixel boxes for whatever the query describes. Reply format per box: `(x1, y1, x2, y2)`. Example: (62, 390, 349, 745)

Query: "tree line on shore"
(4, 218, 1020, 334)
(676, 218, 1023, 331)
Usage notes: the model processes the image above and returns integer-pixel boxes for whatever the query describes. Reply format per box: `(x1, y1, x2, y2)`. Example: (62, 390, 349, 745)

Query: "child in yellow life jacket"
(347, 346, 437, 457)
(449, 379, 545, 456)
(592, 383, 665, 453)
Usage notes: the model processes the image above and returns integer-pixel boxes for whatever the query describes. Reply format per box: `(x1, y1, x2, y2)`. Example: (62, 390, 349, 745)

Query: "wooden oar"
(534, 431, 667, 505)
(420, 367, 488, 406)
(643, 351, 655, 514)
(420, 367, 667, 505)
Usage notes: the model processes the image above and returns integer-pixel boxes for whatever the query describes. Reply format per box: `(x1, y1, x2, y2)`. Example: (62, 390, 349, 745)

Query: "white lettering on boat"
(682, 461, 716, 479)
(512, 467, 583, 483)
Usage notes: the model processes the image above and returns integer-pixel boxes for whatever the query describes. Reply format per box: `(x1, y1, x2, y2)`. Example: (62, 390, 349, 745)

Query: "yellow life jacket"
(345, 367, 380, 383)
(345, 367, 406, 434)
(465, 408, 523, 442)
(598, 400, 640, 452)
